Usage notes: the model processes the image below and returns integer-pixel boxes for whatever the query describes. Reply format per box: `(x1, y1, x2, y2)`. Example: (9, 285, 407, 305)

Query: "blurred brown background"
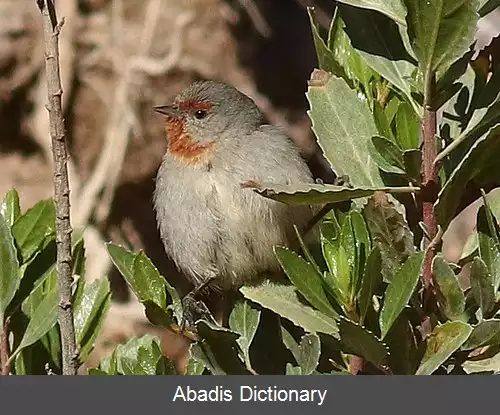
(0, 0, 499, 371)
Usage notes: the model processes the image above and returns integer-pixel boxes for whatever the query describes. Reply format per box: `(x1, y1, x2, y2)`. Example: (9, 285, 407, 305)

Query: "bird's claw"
(333, 174, 352, 188)
(180, 277, 217, 331)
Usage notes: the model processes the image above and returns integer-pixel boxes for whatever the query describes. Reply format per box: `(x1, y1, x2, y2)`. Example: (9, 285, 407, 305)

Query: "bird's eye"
(194, 109, 208, 120)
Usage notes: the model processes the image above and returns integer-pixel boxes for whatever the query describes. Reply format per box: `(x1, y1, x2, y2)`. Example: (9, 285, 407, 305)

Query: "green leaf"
(107, 243, 167, 310)
(395, 102, 419, 149)
(297, 333, 321, 375)
(432, 255, 465, 320)
(15, 286, 58, 354)
(185, 357, 205, 375)
(132, 252, 167, 308)
(254, 183, 418, 205)
(403, 149, 422, 184)
(351, 211, 371, 295)
(11, 199, 55, 263)
(373, 102, 396, 142)
(477, 203, 500, 291)
(307, 8, 350, 82)
(380, 251, 425, 339)
(0, 212, 20, 320)
(436, 126, 500, 227)
(321, 237, 352, 308)
(275, 247, 337, 317)
(370, 135, 406, 174)
(363, 192, 416, 281)
(1, 189, 21, 228)
(339, 317, 390, 366)
(307, 71, 384, 187)
(469, 257, 495, 319)
(336, 0, 408, 26)
(240, 282, 339, 338)
(327, 11, 378, 94)
(462, 319, 500, 350)
(463, 350, 500, 374)
(416, 321, 473, 375)
(115, 335, 172, 375)
(73, 277, 111, 361)
(229, 299, 261, 372)
(339, 5, 418, 108)
(478, 0, 500, 16)
(195, 320, 248, 375)
(404, 0, 479, 76)
(358, 247, 383, 324)
(281, 326, 301, 362)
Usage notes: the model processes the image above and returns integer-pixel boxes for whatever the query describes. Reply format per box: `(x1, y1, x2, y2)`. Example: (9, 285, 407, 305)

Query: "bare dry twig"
(37, 0, 78, 375)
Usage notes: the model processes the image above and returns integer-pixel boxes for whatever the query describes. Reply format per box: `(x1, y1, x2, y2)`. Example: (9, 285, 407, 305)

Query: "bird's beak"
(153, 105, 180, 117)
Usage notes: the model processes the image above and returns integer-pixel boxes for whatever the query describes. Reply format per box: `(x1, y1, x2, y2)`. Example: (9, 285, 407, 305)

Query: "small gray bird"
(153, 81, 314, 324)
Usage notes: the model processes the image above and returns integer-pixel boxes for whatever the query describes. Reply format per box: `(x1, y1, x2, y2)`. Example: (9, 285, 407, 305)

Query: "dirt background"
(1, 0, 499, 372)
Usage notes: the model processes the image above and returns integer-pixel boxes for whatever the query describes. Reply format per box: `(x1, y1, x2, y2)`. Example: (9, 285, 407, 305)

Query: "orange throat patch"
(166, 117, 215, 165)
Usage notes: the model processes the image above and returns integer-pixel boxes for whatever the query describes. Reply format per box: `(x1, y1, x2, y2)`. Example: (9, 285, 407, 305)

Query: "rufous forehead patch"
(177, 100, 212, 113)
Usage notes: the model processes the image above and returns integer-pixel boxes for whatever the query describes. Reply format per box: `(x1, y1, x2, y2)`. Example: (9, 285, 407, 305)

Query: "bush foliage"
(2, 0, 500, 375)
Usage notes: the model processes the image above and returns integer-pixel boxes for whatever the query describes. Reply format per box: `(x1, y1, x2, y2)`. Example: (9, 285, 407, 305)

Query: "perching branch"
(420, 73, 439, 290)
(1, 318, 10, 375)
(37, 0, 78, 375)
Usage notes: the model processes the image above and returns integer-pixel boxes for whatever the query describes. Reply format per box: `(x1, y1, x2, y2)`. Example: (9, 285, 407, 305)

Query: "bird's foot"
(333, 174, 352, 187)
(180, 277, 216, 331)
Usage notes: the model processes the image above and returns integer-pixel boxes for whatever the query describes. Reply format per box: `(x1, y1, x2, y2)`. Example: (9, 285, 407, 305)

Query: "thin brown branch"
(37, 0, 77, 375)
(1, 317, 10, 375)
(421, 73, 439, 290)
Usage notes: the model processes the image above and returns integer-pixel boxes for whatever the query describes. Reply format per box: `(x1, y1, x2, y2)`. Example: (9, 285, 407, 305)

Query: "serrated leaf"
(380, 251, 425, 339)
(229, 299, 261, 371)
(470, 257, 495, 319)
(404, 0, 478, 76)
(298, 333, 321, 375)
(436, 126, 500, 227)
(358, 247, 383, 324)
(416, 321, 472, 375)
(395, 102, 419, 150)
(336, 0, 408, 26)
(339, 317, 389, 366)
(363, 192, 416, 282)
(107, 243, 167, 309)
(240, 282, 339, 338)
(385, 313, 419, 374)
(286, 364, 303, 375)
(73, 277, 111, 361)
(255, 183, 418, 205)
(15, 286, 58, 354)
(462, 319, 500, 350)
(1, 189, 21, 228)
(0, 212, 20, 320)
(307, 71, 384, 187)
(340, 5, 417, 107)
(370, 135, 406, 174)
(11, 199, 55, 263)
(432, 255, 465, 320)
(115, 335, 169, 375)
